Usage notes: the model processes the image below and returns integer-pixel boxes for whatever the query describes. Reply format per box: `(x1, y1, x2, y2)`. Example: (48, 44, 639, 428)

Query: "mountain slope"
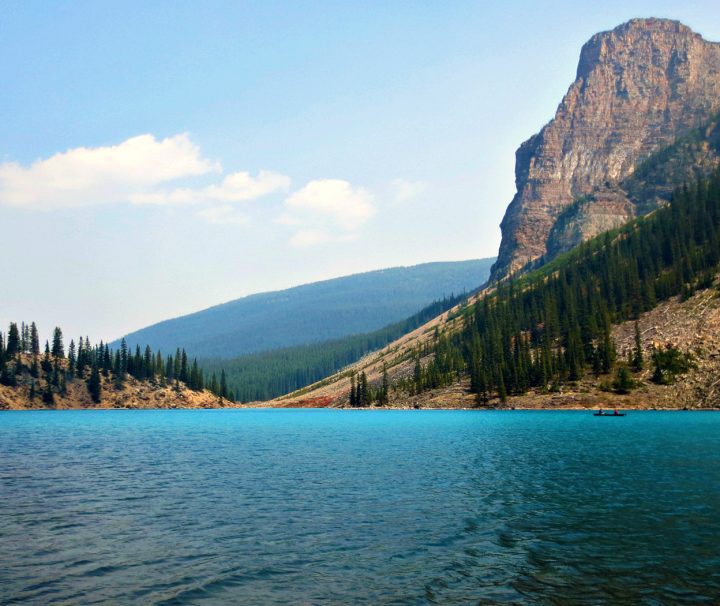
(492, 18, 720, 281)
(200, 294, 465, 402)
(114, 259, 494, 359)
(276, 169, 720, 409)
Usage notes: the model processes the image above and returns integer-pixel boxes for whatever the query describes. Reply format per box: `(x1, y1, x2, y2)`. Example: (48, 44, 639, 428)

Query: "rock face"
(491, 18, 720, 281)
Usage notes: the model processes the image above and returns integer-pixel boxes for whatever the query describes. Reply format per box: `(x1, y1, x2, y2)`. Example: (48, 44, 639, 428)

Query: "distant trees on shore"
(0, 324, 233, 404)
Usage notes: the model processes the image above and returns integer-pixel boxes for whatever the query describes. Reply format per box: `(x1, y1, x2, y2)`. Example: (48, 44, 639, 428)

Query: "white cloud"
(391, 178, 427, 204)
(284, 179, 375, 230)
(196, 205, 249, 226)
(131, 170, 291, 206)
(0, 133, 290, 211)
(289, 229, 357, 247)
(0, 133, 219, 209)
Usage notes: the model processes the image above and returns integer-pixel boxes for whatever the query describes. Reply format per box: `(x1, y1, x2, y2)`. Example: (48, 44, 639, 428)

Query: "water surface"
(1, 409, 719, 604)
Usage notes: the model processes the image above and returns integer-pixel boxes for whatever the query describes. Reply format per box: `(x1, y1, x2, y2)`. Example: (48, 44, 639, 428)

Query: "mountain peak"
(576, 18, 710, 79)
(491, 19, 720, 281)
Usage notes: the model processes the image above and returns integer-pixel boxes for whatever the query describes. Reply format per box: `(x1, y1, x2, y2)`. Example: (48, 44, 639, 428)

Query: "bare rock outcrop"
(492, 18, 720, 280)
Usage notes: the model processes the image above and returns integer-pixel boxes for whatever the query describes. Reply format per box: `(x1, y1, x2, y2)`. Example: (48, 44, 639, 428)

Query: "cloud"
(289, 229, 357, 247)
(196, 205, 249, 226)
(131, 170, 290, 206)
(0, 133, 220, 209)
(0, 133, 290, 211)
(283, 179, 375, 232)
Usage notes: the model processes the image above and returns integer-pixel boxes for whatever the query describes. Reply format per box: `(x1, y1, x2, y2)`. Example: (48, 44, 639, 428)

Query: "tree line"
(385, 170, 720, 403)
(0, 325, 232, 405)
(201, 294, 468, 402)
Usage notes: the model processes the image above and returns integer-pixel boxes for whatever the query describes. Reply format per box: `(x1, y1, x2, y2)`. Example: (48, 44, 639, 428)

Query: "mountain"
(113, 259, 495, 359)
(272, 19, 720, 410)
(491, 18, 720, 281)
(200, 293, 466, 402)
(276, 168, 720, 410)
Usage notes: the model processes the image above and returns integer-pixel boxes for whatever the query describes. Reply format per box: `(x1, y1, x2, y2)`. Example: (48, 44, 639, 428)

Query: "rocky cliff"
(491, 18, 720, 280)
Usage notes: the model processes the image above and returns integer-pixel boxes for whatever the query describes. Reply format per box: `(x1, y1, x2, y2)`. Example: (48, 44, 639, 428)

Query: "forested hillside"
(400, 170, 720, 403)
(279, 169, 720, 409)
(0, 324, 231, 409)
(114, 259, 494, 359)
(201, 295, 464, 402)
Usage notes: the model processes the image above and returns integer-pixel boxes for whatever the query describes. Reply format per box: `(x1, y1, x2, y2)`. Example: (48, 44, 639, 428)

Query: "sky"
(1, 0, 719, 343)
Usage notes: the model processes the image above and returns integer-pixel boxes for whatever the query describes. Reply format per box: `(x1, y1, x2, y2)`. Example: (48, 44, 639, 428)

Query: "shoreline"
(2, 405, 718, 412)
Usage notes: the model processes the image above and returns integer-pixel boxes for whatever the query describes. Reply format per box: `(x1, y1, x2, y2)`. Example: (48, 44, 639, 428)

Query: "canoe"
(593, 412, 626, 417)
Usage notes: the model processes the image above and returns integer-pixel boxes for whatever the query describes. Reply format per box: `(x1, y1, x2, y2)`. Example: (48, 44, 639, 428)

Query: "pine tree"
(6, 323, 20, 357)
(87, 362, 101, 403)
(497, 369, 507, 403)
(613, 365, 635, 394)
(30, 356, 40, 379)
(120, 338, 129, 376)
(42, 383, 54, 405)
(220, 369, 228, 399)
(632, 322, 644, 372)
(359, 372, 369, 407)
(180, 350, 189, 383)
(51, 327, 65, 358)
(144, 345, 153, 380)
(349, 372, 357, 406)
(380, 363, 389, 405)
(209, 372, 219, 396)
(42, 343, 52, 374)
(76, 337, 86, 377)
(20, 322, 28, 353)
(67, 339, 76, 378)
(102, 344, 112, 377)
(174, 348, 182, 381)
(30, 322, 40, 356)
(165, 354, 175, 382)
(0, 363, 16, 387)
(113, 351, 125, 388)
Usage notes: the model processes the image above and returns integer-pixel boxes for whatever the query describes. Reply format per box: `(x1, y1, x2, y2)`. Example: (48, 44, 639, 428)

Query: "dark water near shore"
(1, 409, 719, 605)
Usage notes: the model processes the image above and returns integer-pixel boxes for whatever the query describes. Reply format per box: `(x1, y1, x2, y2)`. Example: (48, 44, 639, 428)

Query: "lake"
(1, 409, 719, 604)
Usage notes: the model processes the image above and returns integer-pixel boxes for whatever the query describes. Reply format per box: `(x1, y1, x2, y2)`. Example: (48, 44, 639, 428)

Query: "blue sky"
(1, 0, 719, 342)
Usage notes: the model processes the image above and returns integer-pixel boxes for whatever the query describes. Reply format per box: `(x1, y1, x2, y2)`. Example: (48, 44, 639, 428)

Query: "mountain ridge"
(113, 259, 495, 359)
(271, 19, 720, 410)
(274, 168, 720, 410)
(491, 17, 720, 281)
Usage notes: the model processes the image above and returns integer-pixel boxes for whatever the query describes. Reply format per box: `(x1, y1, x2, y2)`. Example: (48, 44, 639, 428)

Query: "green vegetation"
(612, 366, 637, 394)
(201, 294, 466, 402)
(0, 324, 232, 404)
(403, 170, 720, 402)
(651, 345, 695, 385)
(347, 366, 389, 407)
(114, 259, 494, 359)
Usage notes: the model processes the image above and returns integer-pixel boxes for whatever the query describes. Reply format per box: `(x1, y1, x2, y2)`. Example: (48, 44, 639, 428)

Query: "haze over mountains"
(7, 17, 720, 412)
(281, 18, 720, 409)
(115, 259, 495, 359)
(117, 18, 720, 408)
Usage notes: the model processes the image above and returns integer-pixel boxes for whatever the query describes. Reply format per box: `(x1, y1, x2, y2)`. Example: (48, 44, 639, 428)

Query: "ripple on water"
(1, 409, 719, 605)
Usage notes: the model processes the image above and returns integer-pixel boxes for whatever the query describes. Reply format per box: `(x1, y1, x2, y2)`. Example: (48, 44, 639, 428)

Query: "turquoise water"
(1, 409, 719, 605)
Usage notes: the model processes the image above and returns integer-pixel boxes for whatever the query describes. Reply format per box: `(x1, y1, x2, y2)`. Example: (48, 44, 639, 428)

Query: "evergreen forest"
(201, 294, 467, 402)
(0, 326, 232, 404)
(391, 170, 720, 403)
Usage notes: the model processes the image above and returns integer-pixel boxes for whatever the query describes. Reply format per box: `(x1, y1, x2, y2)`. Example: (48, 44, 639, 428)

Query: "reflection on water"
(1, 409, 719, 604)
